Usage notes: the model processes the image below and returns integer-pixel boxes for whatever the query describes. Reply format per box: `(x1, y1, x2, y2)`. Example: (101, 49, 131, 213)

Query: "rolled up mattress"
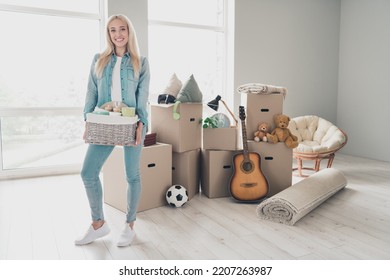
(256, 168, 347, 225)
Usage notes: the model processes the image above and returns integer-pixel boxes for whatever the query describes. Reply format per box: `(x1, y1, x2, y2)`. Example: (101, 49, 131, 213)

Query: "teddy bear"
(266, 114, 299, 149)
(254, 122, 270, 142)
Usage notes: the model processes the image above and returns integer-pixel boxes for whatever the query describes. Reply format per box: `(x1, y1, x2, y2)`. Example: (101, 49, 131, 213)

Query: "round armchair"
(288, 115, 348, 177)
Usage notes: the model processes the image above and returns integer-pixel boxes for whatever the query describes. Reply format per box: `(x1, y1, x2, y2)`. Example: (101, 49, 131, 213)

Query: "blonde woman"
(75, 14, 150, 247)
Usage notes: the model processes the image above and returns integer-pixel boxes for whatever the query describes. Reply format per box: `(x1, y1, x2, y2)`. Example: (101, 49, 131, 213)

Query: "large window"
(0, 1, 105, 178)
(148, 0, 233, 115)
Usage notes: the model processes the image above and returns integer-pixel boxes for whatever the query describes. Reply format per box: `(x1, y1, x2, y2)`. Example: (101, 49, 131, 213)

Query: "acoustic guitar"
(229, 106, 269, 202)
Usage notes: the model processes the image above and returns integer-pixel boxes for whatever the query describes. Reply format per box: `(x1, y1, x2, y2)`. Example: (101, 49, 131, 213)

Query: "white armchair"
(288, 115, 347, 177)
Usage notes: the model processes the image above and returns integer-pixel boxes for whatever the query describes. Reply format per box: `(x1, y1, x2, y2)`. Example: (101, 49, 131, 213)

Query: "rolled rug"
(256, 168, 347, 226)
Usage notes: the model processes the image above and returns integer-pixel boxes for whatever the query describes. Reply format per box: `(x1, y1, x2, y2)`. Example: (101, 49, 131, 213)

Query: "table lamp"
(207, 95, 238, 127)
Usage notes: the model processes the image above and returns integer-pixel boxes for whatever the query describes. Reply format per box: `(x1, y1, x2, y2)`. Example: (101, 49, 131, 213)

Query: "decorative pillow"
(176, 74, 203, 103)
(163, 73, 182, 97)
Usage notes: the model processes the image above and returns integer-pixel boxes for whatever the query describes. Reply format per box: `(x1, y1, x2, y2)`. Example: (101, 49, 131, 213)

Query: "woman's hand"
(135, 121, 143, 146)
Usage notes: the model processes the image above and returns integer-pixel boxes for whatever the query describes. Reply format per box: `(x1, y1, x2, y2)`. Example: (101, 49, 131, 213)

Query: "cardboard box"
(241, 93, 284, 140)
(172, 149, 200, 200)
(247, 141, 292, 196)
(151, 103, 202, 152)
(202, 127, 240, 151)
(200, 149, 236, 198)
(102, 143, 172, 213)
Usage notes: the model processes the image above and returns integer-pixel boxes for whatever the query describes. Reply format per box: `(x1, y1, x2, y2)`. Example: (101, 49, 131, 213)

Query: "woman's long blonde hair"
(95, 14, 141, 78)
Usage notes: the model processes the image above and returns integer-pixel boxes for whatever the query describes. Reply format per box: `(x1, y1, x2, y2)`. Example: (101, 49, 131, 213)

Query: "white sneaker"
(117, 224, 135, 247)
(74, 222, 110, 245)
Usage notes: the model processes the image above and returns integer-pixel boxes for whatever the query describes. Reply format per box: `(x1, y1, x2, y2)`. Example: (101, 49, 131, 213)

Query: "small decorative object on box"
(143, 133, 157, 147)
(266, 114, 298, 149)
(85, 113, 138, 146)
(254, 122, 270, 142)
(211, 113, 230, 128)
(158, 94, 176, 104)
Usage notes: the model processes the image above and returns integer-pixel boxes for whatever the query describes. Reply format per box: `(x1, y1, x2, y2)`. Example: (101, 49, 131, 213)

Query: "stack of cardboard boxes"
(103, 102, 203, 213)
(102, 92, 293, 214)
(201, 93, 292, 198)
(201, 124, 239, 198)
(150, 103, 203, 201)
(242, 93, 293, 197)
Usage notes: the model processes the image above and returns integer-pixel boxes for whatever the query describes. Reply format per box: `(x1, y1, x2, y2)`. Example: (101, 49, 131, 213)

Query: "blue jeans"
(81, 127, 146, 223)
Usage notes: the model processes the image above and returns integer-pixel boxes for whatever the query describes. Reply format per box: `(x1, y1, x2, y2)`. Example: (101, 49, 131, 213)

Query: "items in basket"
(122, 107, 136, 117)
(92, 103, 136, 118)
(92, 107, 110, 115)
(100, 101, 128, 114)
(109, 112, 121, 116)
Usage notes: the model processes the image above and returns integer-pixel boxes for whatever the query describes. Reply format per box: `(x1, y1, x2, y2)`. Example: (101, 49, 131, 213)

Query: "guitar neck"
(241, 119, 250, 161)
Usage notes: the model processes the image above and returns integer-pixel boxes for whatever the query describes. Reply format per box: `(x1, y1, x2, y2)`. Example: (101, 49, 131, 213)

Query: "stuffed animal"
(254, 122, 270, 142)
(267, 114, 299, 148)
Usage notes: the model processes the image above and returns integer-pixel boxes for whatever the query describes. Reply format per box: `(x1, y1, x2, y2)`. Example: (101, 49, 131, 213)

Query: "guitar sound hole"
(242, 161, 253, 172)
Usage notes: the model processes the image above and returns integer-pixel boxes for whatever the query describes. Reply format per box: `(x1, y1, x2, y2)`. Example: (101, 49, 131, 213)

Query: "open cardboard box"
(202, 126, 240, 151)
(151, 103, 202, 153)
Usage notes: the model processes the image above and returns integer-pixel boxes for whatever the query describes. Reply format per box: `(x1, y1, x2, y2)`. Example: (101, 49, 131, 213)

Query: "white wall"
(338, 0, 390, 162)
(234, 0, 341, 124)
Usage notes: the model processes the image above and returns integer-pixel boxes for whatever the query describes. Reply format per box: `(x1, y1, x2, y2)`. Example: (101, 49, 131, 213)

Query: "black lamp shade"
(207, 95, 222, 111)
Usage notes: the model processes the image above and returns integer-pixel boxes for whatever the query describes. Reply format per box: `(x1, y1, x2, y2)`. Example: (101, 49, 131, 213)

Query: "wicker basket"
(85, 113, 138, 146)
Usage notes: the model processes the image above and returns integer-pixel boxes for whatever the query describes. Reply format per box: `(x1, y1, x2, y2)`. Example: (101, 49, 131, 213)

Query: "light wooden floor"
(0, 153, 389, 260)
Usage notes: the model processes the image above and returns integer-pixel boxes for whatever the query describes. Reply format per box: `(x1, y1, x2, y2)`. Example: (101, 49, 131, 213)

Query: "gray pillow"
(176, 74, 203, 103)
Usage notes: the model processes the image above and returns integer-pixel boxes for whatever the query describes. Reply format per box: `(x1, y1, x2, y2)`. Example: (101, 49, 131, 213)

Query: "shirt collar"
(111, 52, 130, 58)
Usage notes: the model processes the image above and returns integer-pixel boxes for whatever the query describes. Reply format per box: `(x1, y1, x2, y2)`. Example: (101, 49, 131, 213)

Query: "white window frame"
(147, 0, 234, 109)
(0, 1, 106, 179)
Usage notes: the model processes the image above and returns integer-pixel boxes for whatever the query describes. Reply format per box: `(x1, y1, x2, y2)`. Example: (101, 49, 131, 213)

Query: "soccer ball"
(166, 185, 188, 207)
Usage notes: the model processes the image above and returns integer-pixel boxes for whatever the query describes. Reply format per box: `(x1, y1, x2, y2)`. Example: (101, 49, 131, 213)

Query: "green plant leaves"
(202, 116, 219, 128)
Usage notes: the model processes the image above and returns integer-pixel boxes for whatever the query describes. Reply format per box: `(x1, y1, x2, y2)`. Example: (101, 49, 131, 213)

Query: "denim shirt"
(83, 53, 150, 127)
